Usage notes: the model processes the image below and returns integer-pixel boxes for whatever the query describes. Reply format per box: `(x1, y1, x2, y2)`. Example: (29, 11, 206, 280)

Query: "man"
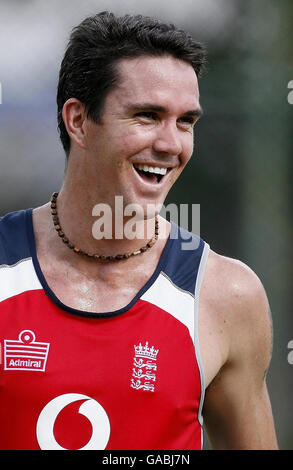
(0, 12, 278, 450)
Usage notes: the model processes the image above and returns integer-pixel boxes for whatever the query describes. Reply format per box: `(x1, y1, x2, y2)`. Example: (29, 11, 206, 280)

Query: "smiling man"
(0, 12, 278, 450)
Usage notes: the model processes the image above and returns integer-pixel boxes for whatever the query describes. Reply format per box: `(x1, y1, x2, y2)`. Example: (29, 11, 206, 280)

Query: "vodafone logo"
(36, 393, 111, 450)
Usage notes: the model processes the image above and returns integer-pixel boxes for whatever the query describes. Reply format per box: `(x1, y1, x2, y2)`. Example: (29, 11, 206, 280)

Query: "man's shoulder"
(204, 249, 270, 327)
(0, 208, 29, 237)
(203, 249, 272, 371)
(0, 209, 31, 265)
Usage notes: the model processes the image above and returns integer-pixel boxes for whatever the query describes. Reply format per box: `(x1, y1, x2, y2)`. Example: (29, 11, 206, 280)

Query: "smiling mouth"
(133, 163, 170, 184)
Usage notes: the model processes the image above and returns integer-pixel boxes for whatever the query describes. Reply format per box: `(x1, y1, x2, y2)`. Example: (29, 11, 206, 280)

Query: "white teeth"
(134, 164, 167, 176)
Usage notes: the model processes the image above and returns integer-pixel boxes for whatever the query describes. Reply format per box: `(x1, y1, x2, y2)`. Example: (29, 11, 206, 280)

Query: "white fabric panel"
(193, 242, 210, 427)
(141, 272, 195, 342)
(0, 258, 42, 303)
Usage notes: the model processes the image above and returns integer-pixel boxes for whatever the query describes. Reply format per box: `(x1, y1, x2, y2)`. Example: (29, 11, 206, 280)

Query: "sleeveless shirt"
(0, 209, 209, 450)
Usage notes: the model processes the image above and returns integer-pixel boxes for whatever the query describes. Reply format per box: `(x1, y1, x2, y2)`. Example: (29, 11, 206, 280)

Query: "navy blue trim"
(163, 226, 204, 296)
(26, 209, 176, 319)
(0, 209, 31, 266)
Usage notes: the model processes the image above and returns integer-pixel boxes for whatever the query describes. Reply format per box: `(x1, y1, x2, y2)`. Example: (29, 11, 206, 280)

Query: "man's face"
(82, 55, 202, 217)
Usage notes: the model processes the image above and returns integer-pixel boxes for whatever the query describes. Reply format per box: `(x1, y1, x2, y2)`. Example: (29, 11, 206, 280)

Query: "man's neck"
(55, 187, 160, 257)
(32, 193, 171, 280)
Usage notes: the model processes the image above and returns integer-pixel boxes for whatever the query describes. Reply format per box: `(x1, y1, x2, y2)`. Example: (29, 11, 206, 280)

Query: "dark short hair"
(57, 11, 206, 156)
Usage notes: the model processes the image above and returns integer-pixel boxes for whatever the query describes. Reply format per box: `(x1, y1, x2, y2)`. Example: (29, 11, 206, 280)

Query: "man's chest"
(44, 266, 152, 313)
(45, 271, 227, 391)
(32, 257, 228, 388)
(0, 294, 202, 450)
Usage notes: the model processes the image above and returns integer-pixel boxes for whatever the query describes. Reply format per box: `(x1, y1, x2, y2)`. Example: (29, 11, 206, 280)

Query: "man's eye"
(178, 117, 196, 127)
(135, 112, 157, 120)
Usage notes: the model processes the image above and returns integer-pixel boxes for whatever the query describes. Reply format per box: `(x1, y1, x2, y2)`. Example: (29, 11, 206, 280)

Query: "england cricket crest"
(130, 341, 159, 392)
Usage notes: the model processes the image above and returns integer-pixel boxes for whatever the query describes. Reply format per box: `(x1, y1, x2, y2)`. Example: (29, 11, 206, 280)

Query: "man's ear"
(62, 98, 87, 150)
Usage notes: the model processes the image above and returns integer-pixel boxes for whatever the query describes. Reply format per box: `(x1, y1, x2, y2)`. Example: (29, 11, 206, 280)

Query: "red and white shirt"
(0, 209, 209, 450)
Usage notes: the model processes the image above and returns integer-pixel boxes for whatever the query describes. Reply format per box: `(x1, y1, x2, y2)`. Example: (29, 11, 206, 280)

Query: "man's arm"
(202, 257, 278, 450)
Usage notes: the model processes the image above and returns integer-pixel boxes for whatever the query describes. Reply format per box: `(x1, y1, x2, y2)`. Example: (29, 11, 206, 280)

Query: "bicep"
(203, 365, 278, 449)
(202, 283, 278, 450)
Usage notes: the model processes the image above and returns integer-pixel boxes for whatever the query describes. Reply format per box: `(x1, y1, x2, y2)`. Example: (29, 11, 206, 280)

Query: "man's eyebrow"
(125, 103, 203, 117)
(184, 107, 204, 118)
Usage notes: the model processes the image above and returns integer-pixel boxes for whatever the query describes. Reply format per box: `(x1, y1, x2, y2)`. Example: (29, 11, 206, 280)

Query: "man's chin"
(134, 201, 163, 221)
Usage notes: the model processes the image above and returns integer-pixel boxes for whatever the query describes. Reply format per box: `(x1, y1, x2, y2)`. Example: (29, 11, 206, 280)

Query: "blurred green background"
(0, 0, 292, 449)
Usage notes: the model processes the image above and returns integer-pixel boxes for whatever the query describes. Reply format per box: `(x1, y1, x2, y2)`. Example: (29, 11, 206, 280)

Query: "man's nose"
(152, 121, 182, 156)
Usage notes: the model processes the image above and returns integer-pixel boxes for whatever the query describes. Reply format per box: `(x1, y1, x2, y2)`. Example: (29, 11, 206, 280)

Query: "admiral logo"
(4, 330, 50, 371)
(130, 341, 159, 392)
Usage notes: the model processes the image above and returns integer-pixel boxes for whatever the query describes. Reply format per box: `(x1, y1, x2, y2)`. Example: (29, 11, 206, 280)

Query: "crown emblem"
(134, 341, 159, 361)
(130, 340, 159, 393)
